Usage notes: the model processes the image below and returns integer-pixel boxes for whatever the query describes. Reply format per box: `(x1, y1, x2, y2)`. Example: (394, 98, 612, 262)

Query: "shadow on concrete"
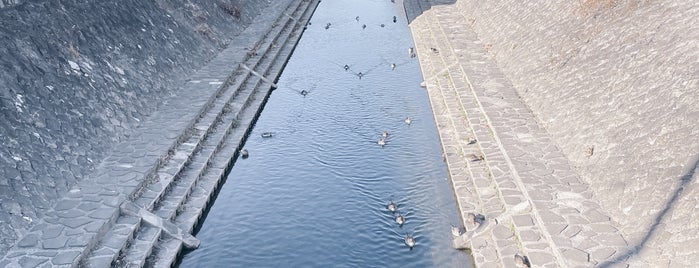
(403, 0, 456, 24)
(597, 154, 699, 267)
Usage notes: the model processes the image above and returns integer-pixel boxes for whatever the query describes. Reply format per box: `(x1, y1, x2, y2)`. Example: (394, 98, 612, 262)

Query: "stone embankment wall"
(0, 0, 269, 255)
(455, 0, 697, 265)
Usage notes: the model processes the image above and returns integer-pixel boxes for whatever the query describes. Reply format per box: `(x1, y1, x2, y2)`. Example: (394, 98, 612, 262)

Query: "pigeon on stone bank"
(514, 253, 531, 268)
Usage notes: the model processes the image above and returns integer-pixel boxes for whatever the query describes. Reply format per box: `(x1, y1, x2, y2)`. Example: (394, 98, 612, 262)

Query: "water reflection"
(179, 0, 472, 267)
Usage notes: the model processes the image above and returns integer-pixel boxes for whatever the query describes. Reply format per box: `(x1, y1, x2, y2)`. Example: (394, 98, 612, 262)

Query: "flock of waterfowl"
(386, 200, 415, 249)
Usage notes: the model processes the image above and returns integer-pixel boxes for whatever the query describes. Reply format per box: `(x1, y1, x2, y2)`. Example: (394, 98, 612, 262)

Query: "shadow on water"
(598, 154, 699, 267)
(403, 0, 456, 24)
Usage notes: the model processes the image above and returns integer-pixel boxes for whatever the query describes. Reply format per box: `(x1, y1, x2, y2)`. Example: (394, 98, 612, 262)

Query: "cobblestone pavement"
(407, 1, 633, 267)
(0, 0, 319, 267)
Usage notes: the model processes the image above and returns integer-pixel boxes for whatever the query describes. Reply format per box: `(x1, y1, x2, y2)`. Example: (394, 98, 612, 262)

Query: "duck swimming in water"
(395, 214, 405, 227)
(362, 24, 367, 29)
(343, 64, 350, 71)
(404, 234, 415, 249)
(300, 90, 308, 96)
(382, 131, 389, 138)
(393, 16, 397, 23)
(387, 201, 397, 213)
(390, 63, 396, 70)
(404, 117, 412, 125)
(261, 132, 273, 138)
(240, 149, 249, 159)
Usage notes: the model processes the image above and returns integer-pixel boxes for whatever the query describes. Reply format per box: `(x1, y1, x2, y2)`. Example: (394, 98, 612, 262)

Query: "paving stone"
(41, 237, 68, 249)
(41, 226, 64, 240)
(16, 234, 38, 248)
(54, 200, 80, 211)
(59, 217, 93, 229)
(590, 247, 616, 260)
(52, 250, 81, 265)
(561, 247, 590, 263)
(512, 214, 534, 227)
(561, 224, 582, 238)
(492, 224, 514, 240)
(519, 229, 542, 242)
(527, 251, 556, 266)
(19, 256, 48, 268)
(33, 251, 57, 257)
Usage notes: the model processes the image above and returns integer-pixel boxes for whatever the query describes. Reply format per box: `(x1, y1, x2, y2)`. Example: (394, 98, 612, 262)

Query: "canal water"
(179, 0, 472, 267)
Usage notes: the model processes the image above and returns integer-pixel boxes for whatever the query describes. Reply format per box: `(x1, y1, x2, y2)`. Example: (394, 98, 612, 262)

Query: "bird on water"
(395, 214, 405, 227)
(404, 117, 412, 125)
(404, 234, 415, 249)
(240, 149, 249, 159)
(387, 201, 397, 213)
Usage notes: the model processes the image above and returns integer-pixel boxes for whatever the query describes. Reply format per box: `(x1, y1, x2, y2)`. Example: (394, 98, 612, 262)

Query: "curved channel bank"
(0, 0, 319, 266)
(406, 0, 698, 267)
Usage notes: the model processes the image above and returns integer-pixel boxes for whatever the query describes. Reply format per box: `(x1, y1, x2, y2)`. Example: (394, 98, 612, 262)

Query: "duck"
(378, 138, 386, 147)
(390, 63, 396, 70)
(380, 24, 385, 28)
(514, 254, 531, 268)
(404, 117, 412, 125)
(466, 154, 484, 162)
(387, 201, 397, 213)
(357, 72, 364, 79)
(466, 212, 486, 226)
(362, 24, 367, 29)
(300, 90, 308, 96)
(409, 47, 415, 58)
(382, 131, 389, 138)
(404, 234, 415, 249)
(393, 16, 397, 23)
(451, 224, 465, 236)
(343, 64, 350, 71)
(395, 214, 405, 227)
(240, 149, 249, 159)
(355, 16, 360, 21)
(261, 132, 273, 138)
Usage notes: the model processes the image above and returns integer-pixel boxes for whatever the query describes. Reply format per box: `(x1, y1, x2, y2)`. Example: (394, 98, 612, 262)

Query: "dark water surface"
(179, 0, 472, 267)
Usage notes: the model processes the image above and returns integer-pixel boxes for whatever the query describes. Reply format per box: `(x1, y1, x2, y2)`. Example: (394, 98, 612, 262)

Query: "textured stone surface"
(0, 0, 272, 255)
(452, 0, 699, 266)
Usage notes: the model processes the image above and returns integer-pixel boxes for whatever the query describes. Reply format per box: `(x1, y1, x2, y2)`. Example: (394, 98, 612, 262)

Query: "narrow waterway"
(179, 0, 472, 267)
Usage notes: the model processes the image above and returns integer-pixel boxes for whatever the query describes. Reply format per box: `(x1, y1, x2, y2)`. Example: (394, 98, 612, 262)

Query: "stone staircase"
(82, 0, 318, 267)
(407, 1, 629, 267)
(0, 0, 319, 267)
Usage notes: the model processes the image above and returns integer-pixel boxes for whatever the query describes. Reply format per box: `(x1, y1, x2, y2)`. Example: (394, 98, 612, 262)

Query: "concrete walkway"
(408, 1, 630, 267)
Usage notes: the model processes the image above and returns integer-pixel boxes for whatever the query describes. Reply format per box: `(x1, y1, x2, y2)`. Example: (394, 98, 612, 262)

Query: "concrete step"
(110, 0, 315, 266)
(146, 0, 318, 265)
(119, 225, 161, 267)
(83, 215, 141, 267)
(79, 0, 308, 266)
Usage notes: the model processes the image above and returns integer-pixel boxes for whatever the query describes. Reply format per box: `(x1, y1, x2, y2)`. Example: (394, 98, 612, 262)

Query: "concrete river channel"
(180, 0, 472, 267)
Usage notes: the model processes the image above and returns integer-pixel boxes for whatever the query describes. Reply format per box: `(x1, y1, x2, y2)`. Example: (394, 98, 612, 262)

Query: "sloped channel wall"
(415, 0, 698, 266)
(0, 0, 272, 255)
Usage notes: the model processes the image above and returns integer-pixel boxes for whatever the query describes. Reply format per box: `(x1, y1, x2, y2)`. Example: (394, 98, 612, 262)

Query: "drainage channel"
(179, 0, 473, 267)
